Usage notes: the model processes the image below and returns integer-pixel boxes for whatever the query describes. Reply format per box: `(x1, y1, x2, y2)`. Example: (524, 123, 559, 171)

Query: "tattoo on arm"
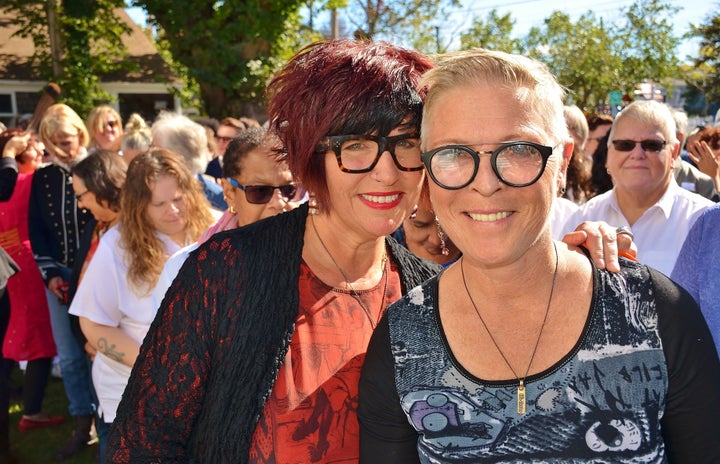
(97, 338, 125, 363)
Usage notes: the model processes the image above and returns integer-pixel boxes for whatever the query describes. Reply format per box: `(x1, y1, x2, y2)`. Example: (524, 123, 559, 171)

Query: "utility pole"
(46, 0, 63, 79)
(331, 8, 339, 40)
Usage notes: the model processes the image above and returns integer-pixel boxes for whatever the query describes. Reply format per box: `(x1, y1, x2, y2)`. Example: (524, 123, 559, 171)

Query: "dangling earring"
(224, 195, 236, 215)
(308, 192, 319, 216)
(559, 186, 566, 196)
(434, 216, 450, 256)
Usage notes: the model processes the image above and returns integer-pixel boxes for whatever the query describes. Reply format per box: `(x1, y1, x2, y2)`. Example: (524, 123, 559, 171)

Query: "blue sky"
(126, 0, 716, 61)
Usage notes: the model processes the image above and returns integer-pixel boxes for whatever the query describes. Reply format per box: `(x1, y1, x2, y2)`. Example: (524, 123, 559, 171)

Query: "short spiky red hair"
(266, 40, 433, 209)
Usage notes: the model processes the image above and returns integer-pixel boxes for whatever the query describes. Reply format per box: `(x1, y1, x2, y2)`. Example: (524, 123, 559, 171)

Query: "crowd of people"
(0, 38, 718, 464)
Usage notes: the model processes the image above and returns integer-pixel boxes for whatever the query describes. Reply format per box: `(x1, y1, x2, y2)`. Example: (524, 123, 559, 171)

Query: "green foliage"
(615, 0, 681, 90)
(133, 0, 309, 118)
(689, 7, 720, 104)
(510, 0, 680, 113)
(460, 9, 521, 53)
(524, 11, 624, 111)
(6, 0, 131, 117)
(152, 28, 203, 113)
(342, 0, 461, 50)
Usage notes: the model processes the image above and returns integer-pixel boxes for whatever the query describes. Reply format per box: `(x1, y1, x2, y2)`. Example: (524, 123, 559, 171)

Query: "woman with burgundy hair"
(108, 40, 631, 463)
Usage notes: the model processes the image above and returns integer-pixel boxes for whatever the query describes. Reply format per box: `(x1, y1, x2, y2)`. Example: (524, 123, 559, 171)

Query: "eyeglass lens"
(244, 184, 298, 204)
(611, 140, 666, 152)
(325, 134, 423, 172)
(103, 120, 118, 130)
(424, 142, 550, 189)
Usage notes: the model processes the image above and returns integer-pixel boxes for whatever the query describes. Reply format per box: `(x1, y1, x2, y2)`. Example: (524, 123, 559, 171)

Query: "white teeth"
(468, 211, 511, 222)
(361, 193, 400, 203)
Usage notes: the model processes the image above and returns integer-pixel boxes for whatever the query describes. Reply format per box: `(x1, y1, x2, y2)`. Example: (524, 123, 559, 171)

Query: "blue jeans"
(45, 266, 95, 417)
(97, 418, 110, 464)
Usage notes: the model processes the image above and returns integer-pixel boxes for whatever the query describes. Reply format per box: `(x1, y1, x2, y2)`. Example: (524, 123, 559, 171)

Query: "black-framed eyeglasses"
(611, 139, 666, 153)
(75, 190, 90, 201)
(226, 177, 298, 204)
(316, 133, 423, 173)
(421, 141, 555, 189)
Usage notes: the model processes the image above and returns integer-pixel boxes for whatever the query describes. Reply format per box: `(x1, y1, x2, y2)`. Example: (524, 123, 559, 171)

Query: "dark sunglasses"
(102, 120, 119, 131)
(611, 139, 666, 153)
(226, 177, 297, 204)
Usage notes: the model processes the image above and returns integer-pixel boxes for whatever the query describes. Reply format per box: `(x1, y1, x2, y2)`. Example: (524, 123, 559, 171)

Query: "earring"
(559, 186, 566, 196)
(228, 205, 236, 215)
(308, 193, 319, 216)
(434, 216, 450, 256)
(409, 205, 418, 220)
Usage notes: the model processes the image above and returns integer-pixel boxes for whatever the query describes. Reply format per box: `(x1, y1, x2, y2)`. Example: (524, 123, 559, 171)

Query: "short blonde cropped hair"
(608, 100, 678, 147)
(420, 49, 569, 149)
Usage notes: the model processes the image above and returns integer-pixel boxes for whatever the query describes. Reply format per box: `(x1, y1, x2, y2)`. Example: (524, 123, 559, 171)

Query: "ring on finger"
(616, 225, 634, 241)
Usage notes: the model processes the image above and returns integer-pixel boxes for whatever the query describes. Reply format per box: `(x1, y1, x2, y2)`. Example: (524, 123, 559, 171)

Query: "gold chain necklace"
(460, 242, 558, 415)
(311, 217, 388, 329)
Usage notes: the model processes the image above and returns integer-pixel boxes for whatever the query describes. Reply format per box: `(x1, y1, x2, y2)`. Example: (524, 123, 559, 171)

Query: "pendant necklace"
(311, 217, 388, 329)
(460, 242, 559, 414)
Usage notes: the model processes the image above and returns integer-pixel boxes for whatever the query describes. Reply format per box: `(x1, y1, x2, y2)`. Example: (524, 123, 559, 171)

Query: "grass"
(8, 366, 97, 463)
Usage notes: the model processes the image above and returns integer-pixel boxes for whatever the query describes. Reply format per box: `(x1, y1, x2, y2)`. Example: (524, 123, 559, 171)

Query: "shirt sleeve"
(669, 213, 702, 301)
(651, 268, 720, 463)
(0, 157, 18, 202)
(105, 248, 214, 463)
(68, 234, 120, 326)
(358, 315, 421, 464)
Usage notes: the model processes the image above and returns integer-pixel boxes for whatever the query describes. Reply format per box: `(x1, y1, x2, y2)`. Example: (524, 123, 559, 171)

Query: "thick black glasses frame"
(421, 141, 555, 189)
(316, 133, 424, 173)
(611, 139, 666, 153)
(226, 177, 297, 204)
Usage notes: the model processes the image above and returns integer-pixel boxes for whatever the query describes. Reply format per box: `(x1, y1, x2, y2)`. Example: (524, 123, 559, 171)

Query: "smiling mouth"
(360, 193, 401, 204)
(467, 211, 511, 222)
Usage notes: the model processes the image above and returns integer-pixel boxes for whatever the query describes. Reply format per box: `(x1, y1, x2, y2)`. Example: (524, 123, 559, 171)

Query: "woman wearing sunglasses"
(561, 100, 714, 276)
(107, 41, 632, 463)
(358, 49, 720, 463)
(86, 104, 123, 153)
(151, 126, 300, 306)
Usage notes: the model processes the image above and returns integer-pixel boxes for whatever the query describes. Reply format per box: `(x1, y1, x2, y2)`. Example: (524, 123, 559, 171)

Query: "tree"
(614, 0, 681, 92)
(522, 0, 681, 113)
(524, 11, 622, 111)
(689, 7, 720, 104)
(5, 0, 131, 117)
(459, 9, 521, 53)
(133, 0, 317, 119)
(337, 0, 460, 51)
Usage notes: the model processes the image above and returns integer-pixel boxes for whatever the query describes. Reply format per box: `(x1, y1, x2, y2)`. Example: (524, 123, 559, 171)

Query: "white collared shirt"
(549, 196, 580, 240)
(560, 178, 713, 275)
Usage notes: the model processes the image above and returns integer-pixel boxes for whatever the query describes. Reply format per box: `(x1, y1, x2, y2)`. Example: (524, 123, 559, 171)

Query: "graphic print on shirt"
(389, 265, 668, 463)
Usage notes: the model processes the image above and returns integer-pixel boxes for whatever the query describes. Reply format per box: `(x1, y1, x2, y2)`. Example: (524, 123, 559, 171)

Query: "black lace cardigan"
(106, 202, 441, 463)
